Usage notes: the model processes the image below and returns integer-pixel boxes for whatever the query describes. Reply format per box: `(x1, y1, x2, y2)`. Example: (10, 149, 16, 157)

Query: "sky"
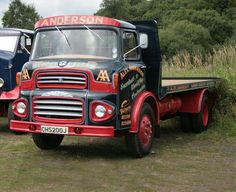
(0, 0, 103, 26)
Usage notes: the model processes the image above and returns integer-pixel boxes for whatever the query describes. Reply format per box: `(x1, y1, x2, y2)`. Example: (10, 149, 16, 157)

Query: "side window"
(18, 35, 32, 53)
(123, 32, 138, 60)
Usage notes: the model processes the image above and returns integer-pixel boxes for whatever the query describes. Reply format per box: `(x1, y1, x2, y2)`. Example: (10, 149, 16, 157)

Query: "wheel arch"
(130, 91, 159, 133)
(178, 88, 209, 113)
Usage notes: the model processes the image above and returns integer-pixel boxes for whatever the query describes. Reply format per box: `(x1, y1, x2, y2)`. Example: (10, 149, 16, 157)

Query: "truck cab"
(0, 28, 34, 121)
(10, 16, 219, 157)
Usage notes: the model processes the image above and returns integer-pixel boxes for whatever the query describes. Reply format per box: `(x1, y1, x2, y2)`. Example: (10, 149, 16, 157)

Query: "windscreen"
(0, 36, 18, 52)
(31, 29, 118, 60)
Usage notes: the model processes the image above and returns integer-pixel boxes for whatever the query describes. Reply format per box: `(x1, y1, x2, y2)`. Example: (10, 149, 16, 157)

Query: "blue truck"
(0, 28, 34, 127)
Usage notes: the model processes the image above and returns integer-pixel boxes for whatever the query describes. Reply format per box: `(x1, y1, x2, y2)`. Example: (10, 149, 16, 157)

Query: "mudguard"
(0, 86, 20, 100)
(130, 91, 159, 133)
(178, 88, 209, 113)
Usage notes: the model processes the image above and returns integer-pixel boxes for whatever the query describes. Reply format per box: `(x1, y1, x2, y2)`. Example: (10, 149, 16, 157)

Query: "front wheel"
(32, 134, 64, 150)
(125, 103, 155, 158)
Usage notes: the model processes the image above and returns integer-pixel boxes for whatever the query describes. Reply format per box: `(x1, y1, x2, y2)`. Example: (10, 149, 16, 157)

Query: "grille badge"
(58, 61, 68, 67)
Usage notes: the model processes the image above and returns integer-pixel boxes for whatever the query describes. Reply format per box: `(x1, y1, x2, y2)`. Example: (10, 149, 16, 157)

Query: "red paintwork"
(21, 68, 117, 94)
(112, 73, 119, 93)
(90, 100, 114, 122)
(130, 91, 159, 133)
(35, 15, 121, 29)
(0, 86, 20, 100)
(178, 89, 208, 113)
(12, 98, 28, 118)
(139, 114, 152, 147)
(159, 96, 182, 118)
(202, 102, 209, 127)
(36, 71, 87, 89)
(10, 120, 114, 137)
(32, 96, 84, 124)
(21, 79, 34, 90)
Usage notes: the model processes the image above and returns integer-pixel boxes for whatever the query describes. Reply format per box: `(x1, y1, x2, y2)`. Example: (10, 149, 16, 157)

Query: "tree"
(95, 0, 130, 20)
(2, 0, 40, 30)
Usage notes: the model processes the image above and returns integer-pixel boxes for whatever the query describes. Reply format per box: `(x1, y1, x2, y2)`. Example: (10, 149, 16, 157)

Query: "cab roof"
(0, 28, 34, 36)
(35, 15, 136, 30)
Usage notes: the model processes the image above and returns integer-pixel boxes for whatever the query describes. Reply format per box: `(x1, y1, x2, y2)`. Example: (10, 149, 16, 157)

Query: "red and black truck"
(10, 15, 220, 157)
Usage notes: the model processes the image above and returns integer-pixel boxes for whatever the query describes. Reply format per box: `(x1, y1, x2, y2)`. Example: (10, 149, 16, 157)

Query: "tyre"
(8, 102, 25, 134)
(180, 113, 192, 132)
(191, 95, 210, 133)
(125, 103, 155, 158)
(32, 133, 64, 150)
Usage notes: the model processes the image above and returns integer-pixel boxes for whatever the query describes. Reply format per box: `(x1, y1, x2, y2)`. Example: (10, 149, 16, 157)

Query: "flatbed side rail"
(160, 77, 221, 99)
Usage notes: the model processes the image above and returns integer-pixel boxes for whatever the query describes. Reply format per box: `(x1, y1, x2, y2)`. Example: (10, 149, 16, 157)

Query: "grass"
(162, 45, 236, 139)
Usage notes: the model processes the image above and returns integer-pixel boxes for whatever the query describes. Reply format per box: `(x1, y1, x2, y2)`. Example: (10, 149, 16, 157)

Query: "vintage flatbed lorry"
(10, 15, 220, 157)
(0, 28, 34, 128)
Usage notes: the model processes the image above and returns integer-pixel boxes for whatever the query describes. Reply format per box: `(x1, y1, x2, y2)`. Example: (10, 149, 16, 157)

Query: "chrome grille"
(33, 97, 84, 123)
(36, 72, 87, 89)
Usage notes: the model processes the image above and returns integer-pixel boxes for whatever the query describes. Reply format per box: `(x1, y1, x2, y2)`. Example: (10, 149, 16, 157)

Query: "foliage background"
(96, 0, 236, 57)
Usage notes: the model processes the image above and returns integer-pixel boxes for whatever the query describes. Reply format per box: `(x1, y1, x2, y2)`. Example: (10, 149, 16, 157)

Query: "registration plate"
(41, 125, 69, 135)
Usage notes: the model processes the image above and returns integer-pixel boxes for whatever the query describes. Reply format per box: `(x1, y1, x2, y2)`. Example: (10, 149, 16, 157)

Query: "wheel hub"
(139, 115, 152, 146)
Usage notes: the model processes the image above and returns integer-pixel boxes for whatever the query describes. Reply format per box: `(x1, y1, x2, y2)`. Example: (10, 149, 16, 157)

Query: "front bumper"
(10, 120, 114, 137)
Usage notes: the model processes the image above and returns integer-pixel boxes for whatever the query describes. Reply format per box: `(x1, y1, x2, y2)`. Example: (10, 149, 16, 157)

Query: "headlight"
(0, 78, 4, 88)
(12, 98, 28, 118)
(95, 105, 106, 118)
(90, 101, 115, 122)
(16, 102, 26, 114)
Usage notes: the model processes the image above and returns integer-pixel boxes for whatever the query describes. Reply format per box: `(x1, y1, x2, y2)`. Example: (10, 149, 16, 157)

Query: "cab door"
(0, 56, 13, 91)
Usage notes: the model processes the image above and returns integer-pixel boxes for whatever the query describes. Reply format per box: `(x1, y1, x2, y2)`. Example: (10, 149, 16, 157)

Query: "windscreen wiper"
(83, 25, 104, 41)
(55, 26, 72, 49)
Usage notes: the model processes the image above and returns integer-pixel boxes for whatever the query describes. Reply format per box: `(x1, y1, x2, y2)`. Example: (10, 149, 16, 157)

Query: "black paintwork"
(129, 21, 162, 98)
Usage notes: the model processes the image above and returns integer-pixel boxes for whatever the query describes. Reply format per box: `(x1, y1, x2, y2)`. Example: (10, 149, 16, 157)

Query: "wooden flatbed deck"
(161, 77, 220, 96)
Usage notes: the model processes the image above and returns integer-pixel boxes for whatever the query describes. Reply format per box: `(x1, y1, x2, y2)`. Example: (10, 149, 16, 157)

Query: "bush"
(167, 9, 233, 44)
(160, 20, 212, 57)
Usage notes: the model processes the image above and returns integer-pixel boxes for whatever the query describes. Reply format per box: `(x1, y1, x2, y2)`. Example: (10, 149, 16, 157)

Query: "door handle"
(4, 64, 13, 69)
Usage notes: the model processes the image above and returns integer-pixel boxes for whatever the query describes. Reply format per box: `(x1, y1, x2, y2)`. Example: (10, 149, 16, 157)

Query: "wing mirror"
(139, 33, 148, 49)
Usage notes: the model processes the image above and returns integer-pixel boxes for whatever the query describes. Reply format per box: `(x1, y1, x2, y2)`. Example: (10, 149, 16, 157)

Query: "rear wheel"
(180, 95, 210, 133)
(32, 134, 64, 150)
(125, 103, 155, 158)
(180, 113, 192, 132)
(191, 95, 210, 133)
